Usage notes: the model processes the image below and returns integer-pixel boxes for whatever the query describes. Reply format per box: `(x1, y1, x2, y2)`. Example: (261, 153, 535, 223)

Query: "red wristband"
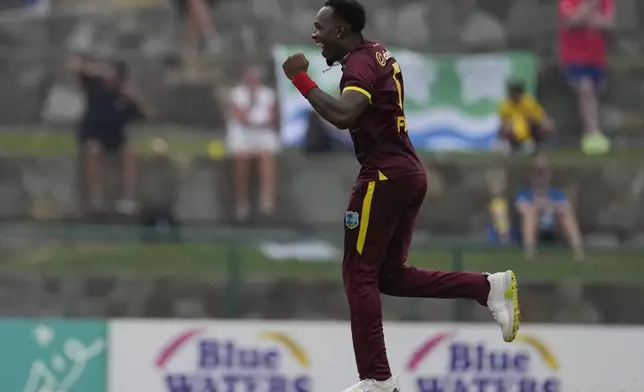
(292, 72, 318, 97)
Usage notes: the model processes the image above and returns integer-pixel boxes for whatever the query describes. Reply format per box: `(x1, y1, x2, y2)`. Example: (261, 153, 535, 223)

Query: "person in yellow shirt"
(498, 80, 554, 153)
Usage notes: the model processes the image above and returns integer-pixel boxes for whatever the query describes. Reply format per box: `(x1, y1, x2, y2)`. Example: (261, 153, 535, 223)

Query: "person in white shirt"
(227, 65, 279, 222)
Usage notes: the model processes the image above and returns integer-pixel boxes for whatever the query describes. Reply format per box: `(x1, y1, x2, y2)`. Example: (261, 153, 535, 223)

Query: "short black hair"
(324, 0, 366, 33)
(507, 79, 525, 94)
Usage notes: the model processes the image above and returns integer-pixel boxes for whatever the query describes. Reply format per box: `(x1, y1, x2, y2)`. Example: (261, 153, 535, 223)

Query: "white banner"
(108, 320, 644, 392)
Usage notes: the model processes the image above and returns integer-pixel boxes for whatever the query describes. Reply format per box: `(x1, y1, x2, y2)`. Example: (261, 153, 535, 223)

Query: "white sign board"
(108, 320, 644, 392)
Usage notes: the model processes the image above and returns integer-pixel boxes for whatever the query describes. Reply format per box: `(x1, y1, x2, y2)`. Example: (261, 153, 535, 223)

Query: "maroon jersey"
(339, 41, 425, 182)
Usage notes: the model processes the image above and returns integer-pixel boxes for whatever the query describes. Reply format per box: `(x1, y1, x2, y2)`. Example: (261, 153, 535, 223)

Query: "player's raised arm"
(307, 86, 369, 130)
(282, 53, 369, 129)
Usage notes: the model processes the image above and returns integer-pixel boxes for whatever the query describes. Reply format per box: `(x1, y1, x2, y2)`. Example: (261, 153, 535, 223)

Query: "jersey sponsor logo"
(375, 52, 387, 67)
(375, 50, 393, 67)
(345, 211, 360, 230)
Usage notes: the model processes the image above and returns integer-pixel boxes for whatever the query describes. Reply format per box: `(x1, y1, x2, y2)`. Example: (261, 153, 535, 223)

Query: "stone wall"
(0, 271, 642, 324)
(2, 152, 644, 238)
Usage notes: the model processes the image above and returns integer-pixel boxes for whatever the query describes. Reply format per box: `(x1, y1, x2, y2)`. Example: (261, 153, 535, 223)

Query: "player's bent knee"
(378, 280, 396, 295)
(377, 269, 404, 295)
(343, 263, 379, 287)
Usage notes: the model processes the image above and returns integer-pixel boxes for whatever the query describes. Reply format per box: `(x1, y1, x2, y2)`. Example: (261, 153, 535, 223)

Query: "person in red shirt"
(559, 0, 614, 154)
(281, 1, 520, 391)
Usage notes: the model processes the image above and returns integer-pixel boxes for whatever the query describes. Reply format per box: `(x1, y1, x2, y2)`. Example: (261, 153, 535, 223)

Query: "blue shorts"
(564, 65, 605, 90)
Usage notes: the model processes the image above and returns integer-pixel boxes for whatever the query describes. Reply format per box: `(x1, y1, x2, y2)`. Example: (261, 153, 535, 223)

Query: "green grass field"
(0, 129, 215, 164)
(3, 129, 644, 165)
(1, 242, 643, 283)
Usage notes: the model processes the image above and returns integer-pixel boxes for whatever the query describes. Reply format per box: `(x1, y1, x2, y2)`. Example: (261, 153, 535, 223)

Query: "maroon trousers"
(342, 174, 490, 381)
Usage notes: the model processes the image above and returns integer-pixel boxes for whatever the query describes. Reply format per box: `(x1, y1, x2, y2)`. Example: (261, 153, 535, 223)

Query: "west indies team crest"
(345, 211, 359, 230)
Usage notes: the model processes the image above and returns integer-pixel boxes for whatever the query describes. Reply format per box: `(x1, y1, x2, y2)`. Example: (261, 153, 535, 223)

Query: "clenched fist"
(282, 52, 310, 80)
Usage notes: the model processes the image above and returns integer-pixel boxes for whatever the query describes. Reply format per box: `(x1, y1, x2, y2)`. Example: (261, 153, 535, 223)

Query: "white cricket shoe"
(486, 270, 520, 342)
(341, 376, 400, 392)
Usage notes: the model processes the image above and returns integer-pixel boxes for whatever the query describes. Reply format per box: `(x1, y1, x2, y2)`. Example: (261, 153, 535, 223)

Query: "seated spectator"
(303, 110, 353, 154)
(487, 195, 518, 244)
(139, 138, 182, 243)
(497, 80, 554, 154)
(66, 55, 152, 215)
(484, 167, 512, 244)
(515, 154, 584, 260)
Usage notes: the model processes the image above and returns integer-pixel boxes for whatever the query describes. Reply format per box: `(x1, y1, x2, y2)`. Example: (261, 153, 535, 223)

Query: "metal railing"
(0, 223, 643, 318)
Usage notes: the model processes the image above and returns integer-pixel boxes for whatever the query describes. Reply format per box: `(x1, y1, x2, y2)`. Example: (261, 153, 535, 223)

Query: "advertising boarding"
(109, 321, 644, 392)
(108, 320, 354, 392)
(0, 319, 106, 392)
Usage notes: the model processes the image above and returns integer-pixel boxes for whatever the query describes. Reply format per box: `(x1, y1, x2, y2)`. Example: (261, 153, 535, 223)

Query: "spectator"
(303, 110, 353, 154)
(485, 168, 514, 244)
(515, 154, 584, 260)
(139, 138, 182, 243)
(226, 65, 279, 222)
(559, 0, 614, 154)
(497, 80, 554, 154)
(174, 0, 221, 57)
(66, 56, 151, 215)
